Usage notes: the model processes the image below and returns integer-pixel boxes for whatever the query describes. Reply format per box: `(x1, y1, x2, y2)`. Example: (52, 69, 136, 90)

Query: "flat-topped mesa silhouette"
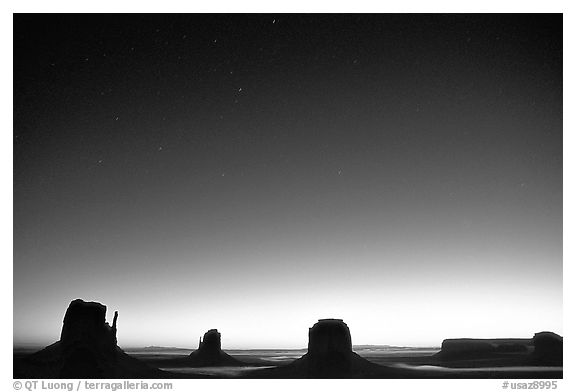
(14, 299, 165, 378)
(437, 338, 499, 359)
(435, 331, 563, 365)
(436, 337, 539, 361)
(435, 331, 563, 367)
(187, 329, 242, 367)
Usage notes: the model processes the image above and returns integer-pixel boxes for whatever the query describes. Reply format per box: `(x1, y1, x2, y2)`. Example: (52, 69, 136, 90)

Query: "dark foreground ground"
(14, 346, 562, 379)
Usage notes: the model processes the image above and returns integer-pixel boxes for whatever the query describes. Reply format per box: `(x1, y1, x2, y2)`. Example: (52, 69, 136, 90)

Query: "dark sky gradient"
(14, 14, 562, 348)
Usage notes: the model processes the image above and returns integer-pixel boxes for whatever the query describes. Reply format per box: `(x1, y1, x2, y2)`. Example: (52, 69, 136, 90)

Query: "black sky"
(14, 14, 562, 347)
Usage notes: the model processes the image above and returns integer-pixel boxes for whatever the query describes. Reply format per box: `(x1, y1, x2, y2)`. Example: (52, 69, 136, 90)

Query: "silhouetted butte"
(253, 319, 386, 378)
(14, 299, 166, 378)
(533, 331, 562, 365)
(187, 329, 242, 367)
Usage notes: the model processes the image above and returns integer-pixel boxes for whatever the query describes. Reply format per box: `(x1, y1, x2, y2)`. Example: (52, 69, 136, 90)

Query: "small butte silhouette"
(188, 329, 243, 366)
(13, 299, 563, 379)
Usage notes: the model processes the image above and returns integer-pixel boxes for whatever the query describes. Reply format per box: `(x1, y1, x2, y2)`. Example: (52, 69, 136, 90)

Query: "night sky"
(14, 14, 562, 348)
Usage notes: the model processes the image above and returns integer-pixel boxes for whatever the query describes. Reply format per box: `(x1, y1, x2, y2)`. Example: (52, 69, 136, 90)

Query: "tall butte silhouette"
(251, 318, 388, 378)
(14, 299, 166, 378)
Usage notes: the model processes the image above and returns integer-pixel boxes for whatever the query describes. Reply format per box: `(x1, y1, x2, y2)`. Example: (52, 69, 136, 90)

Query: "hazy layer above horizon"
(14, 14, 562, 349)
